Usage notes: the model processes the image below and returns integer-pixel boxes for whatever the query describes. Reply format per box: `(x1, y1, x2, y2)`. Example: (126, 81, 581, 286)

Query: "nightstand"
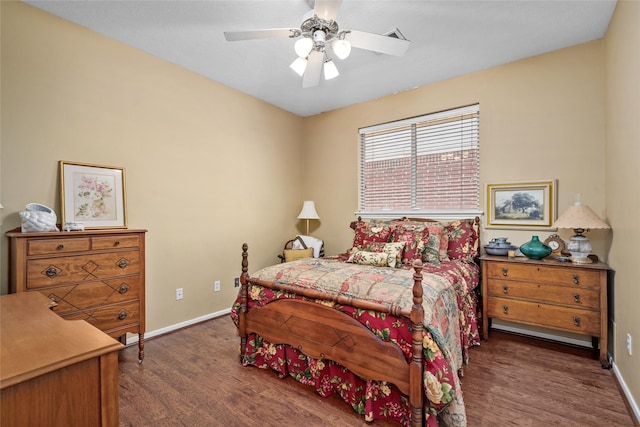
(481, 255, 610, 368)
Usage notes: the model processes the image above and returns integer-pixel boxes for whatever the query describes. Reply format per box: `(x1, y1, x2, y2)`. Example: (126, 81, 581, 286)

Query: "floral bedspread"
(231, 257, 480, 427)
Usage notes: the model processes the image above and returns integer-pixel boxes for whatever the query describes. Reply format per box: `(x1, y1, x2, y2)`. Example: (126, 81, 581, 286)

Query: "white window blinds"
(358, 104, 480, 218)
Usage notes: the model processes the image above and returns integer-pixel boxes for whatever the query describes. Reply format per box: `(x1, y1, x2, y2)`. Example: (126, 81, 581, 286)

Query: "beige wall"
(605, 0, 640, 414)
(302, 3, 637, 414)
(0, 2, 304, 330)
(304, 41, 607, 259)
(1, 0, 637, 416)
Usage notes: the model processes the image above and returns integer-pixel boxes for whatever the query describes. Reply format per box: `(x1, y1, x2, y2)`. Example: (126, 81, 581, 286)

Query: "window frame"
(356, 104, 482, 220)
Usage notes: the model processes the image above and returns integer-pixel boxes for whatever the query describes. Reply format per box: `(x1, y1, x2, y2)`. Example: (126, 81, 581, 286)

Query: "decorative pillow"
(357, 241, 405, 268)
(445, 219, 479, 261)
(401, 221, 448, 263)
(352, 222, 393, 249)
(283, 248, 313, 262)
(347, 250, 393, 267)
(389, 225, 428, 266)
(427, 224, 449, 262)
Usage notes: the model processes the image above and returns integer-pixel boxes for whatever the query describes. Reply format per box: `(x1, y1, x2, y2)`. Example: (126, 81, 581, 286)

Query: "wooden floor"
(118, 316, 637, 426)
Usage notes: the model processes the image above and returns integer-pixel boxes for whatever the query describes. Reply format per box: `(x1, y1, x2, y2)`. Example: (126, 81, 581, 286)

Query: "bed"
(231, 217, 481, 427)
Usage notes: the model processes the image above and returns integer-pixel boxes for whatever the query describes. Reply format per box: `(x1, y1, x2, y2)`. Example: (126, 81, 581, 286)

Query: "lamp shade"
(290, 57, 307, 76)
(323, 60, 339, 80)
(553, 196, 610, 264)
(332, 39, 352, 60)
(552, 202, 610, 231)
(294, 37, 313, 58)
(297, 201, 319, 220)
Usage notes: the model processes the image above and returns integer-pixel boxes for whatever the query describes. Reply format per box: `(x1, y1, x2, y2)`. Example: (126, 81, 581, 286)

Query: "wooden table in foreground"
(481, 254, 610, 368)
(0, 292, 123, 426)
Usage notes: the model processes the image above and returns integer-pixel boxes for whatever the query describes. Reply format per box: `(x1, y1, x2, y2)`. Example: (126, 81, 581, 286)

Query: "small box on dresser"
(480, 254, 610, 368)
(6, 228, 147, 361)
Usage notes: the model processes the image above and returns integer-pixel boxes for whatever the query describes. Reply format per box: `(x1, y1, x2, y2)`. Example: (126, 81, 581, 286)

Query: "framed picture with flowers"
(60, 161, 127, 229)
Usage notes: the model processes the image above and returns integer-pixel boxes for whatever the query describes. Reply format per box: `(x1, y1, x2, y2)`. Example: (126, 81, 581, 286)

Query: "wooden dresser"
(7, 228, 147, 361)
(1, 292, 123, 426)
(481, 255, 610, 368)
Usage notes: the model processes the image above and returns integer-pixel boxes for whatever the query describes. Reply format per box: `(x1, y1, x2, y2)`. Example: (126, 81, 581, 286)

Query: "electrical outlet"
(627, 333, 632, 356)
(235, 277, 240, 287)
(214, 280, 221, 292)
(176, 288, 183, 300)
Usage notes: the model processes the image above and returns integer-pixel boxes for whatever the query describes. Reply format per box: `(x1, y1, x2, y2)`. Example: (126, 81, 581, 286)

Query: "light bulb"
(332, 39, 351, 60)
(290, 57, 307, 76)
(294, 38, 313, 58)
(323, 60, 339, 80)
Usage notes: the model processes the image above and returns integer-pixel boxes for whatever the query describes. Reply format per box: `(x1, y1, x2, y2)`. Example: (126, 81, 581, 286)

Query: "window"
(358, 104, 480, 219)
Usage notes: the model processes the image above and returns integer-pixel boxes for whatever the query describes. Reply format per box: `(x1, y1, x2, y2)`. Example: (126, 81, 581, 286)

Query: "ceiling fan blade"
(224, 28, 298, 41)
(313, 0, 343, 21)
(303, 50, 323, 88)
(344, 30, 411, 56)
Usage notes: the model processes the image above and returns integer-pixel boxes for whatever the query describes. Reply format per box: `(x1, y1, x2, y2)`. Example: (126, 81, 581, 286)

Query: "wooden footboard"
(238, 243, 425, 427)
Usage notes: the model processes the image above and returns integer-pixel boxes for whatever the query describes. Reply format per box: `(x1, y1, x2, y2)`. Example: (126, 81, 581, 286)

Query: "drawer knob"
(118, 311, 128, 320)
(573, 316, 581, 327)
(503, 304, 509, 315)
(502, 267, 508, 276)
(45, 267, 59, 278)
(573, 274, 580, 285)
(502, 284, 509, 294)
(573, 293, 580, 303)
(118, 284, 130, 294)
(114, 241, 120, 246)
(57, 244, 64, 250)
(118, 259, 129, 268)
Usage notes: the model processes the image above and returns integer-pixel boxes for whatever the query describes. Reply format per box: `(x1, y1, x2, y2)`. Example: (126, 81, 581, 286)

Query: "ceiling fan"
(224, 0, 410, 88)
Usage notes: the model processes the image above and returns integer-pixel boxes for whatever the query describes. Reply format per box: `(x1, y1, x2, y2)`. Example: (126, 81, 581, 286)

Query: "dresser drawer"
(488, 296, 600, 336)
(62, 300, 140, 333)
(39, 277, 141, 314)
(486, 262, 601, 289)
(26, 251, 140, 289)
(92, 234, 140, 250)
(486, 279, 600, 310)
(27, 238, 91, 255)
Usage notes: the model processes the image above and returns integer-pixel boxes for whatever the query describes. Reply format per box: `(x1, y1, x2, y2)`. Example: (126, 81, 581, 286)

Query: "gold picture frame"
(60, 161, 127, 229)
(486, 180, 556, 229)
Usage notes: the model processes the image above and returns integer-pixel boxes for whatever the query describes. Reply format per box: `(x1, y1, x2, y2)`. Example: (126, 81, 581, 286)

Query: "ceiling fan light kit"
(294, 37, 313, 58)
(331, 38, 351, 60)
(290, 56, 308, 76)
(224, 0, 410, 88)
(323, 59, 339, 80)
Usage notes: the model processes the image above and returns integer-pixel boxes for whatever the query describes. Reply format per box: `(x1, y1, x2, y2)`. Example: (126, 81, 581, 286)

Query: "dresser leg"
(138, 333, 145, 363)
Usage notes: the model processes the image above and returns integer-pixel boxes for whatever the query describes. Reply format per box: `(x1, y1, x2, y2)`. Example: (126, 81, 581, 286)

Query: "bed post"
(410, 260, 425, 427)
(239, 243, 249, 361)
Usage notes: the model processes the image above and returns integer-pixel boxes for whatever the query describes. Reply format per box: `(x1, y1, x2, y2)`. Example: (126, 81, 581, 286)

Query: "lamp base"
(569, 256, 593, 264)
(567, 235, 593, 264)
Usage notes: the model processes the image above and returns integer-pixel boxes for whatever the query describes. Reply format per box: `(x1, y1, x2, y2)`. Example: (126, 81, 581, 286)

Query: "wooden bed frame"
(237, 217, 481, 426)
(238, 243, 426, 427)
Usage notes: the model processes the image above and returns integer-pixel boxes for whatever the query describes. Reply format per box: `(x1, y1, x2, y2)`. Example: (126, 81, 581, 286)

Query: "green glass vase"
(519, 236, 552, 260)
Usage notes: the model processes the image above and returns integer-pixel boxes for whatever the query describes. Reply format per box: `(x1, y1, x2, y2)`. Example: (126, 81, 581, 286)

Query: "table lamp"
(297, 201, 320, 235)
(552, 194, 610, 264)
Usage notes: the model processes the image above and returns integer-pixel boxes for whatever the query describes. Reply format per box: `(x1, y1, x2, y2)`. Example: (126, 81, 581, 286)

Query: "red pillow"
(352, 222, 393, 248)
(446, 219, 479, 260)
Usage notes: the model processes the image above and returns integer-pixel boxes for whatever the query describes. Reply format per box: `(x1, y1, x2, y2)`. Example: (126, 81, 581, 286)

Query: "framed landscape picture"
(486, 180, 556, 229)
(60, 161, 127, 229)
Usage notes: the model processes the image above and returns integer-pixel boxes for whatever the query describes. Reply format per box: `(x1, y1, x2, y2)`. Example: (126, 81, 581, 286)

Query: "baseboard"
(612, 361, 640, 425)
(490, 323, 593, 348)
(124, 307, 232, 345)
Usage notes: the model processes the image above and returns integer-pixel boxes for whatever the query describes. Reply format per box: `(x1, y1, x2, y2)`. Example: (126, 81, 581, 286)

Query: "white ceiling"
(24, 0, 616, 117)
